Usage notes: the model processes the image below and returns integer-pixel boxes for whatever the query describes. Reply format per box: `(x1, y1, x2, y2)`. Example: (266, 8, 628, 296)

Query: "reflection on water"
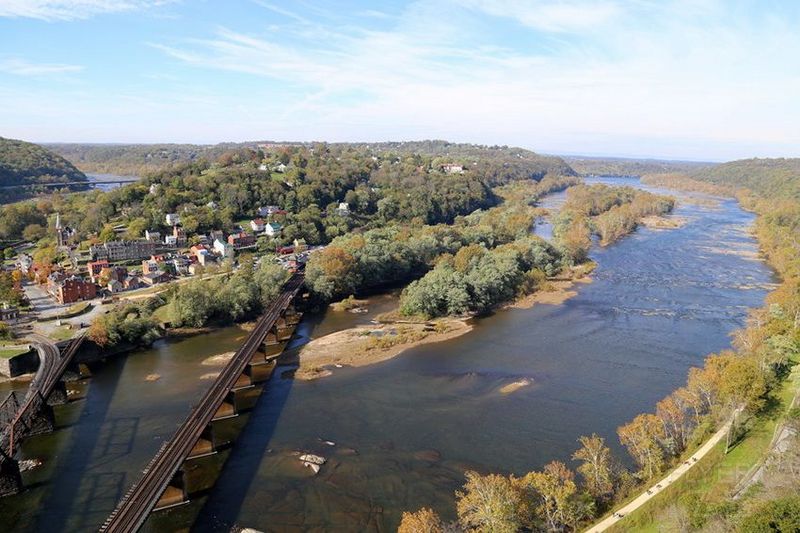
(0, 177, 776, 532)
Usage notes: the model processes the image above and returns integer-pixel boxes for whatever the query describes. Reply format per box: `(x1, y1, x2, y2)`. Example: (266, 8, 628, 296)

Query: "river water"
(0, 178, 776, 532)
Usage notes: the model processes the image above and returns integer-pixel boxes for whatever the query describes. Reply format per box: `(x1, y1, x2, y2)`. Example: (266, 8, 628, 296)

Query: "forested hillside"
(47, 142, 240, 175)
(564, 155, 712, 177)
(690, 157, 800, 200)
(0, 137, 88, 202)
(48, 140, 575, 179)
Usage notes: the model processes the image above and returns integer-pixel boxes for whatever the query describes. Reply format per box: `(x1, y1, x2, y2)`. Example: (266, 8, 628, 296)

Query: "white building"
(165, 213, 180, 226)
(145, 230, 161, 242)
(264, 222, 282, 236)
(250, 219, 266, 233)
(336, 202, 350, 216)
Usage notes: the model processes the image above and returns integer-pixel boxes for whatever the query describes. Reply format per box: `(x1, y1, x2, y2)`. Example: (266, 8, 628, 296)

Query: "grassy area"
(0, 346, 30, 359)
(609, 362, 800, 532)
(48, 326, 76, 342)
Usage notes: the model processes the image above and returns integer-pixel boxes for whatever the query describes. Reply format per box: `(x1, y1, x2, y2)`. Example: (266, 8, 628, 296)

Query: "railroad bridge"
(0, 333, 86, 496)
(101, 273, 304, 532)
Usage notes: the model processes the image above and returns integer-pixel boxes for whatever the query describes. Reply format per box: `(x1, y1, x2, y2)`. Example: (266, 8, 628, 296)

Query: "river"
(0, 177, 776, 532)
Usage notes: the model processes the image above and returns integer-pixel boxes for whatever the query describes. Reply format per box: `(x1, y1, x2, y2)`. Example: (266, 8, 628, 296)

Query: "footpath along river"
(0, 177, 776, 532)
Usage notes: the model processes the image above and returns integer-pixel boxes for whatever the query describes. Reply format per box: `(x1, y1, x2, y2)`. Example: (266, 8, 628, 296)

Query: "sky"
(1, 0, 799, 161)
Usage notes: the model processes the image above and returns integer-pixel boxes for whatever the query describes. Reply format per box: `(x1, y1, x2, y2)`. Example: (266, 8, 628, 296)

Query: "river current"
(0, 177, 776, 532)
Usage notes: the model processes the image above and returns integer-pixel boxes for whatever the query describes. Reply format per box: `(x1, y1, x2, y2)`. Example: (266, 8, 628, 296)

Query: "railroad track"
(101, 274, 304, 533)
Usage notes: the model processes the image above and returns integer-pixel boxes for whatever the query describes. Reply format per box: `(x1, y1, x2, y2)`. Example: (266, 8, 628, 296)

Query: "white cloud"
(0, 57, 83, 75)
(457, 0, 622, 32)
(0, 0, 176, 21)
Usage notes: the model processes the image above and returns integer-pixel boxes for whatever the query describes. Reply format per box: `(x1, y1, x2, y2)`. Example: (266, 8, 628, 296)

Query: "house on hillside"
(250, 218, 266, 233)
(166, 213, 180, 226)
(442, 164, 465, 174)
(264, 222, 282, 237)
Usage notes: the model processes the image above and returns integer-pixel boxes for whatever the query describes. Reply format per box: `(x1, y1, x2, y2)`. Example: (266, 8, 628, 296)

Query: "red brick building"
(55, 276, 97, 304)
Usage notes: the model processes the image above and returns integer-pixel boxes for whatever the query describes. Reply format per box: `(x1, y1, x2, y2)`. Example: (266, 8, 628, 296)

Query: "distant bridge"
(0, 333, 87, 496)
(0, 177, 139, 190)
(101, 274, 304, 532)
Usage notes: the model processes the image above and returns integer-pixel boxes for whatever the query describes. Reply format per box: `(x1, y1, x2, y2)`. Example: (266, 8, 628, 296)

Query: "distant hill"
(48, 139, 577, 179)
(0, 137, 88, 202)
(689, 157, 800, 201)
(564, 155, 712, 177)
(46, 142, 240, 176)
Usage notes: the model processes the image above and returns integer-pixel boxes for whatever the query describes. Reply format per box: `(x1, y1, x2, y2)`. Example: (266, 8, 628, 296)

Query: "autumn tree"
(398, 508, 444, 533)
(572, 434, 614, 500)
(456, 471, 522, 533)
(517, 461, 588, 532)
(656, 393, 690, 456)
(618, 413, 666, 480)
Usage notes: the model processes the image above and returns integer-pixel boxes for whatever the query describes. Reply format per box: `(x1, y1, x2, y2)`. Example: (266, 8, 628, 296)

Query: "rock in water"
(299, 453, 326, 465)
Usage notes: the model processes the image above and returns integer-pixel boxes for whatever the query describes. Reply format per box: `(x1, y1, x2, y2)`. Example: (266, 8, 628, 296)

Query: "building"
(442, 164, 465, 174)
(227, 232, 256, 250)
(149, 184, 159, 195)
(257, 206, 280, 217)
(274, 163, 288, 173)
(16, 254, 33, 274)
(165, 213, 180, 226)
(53, 276, 97, 304)
(250, 218, 266, 233)
(90, 240, 156, 262)
(173, 226, 187, 247)
(142, 258, 161, 275)
(336, 202, 350, 216)
(264, 222, 282, 237)
(209, 230, 225, 243)
(122, 276, 142, 290)
(107, 279, 123, 293)
(141, 271, 170, 286)
(87, 260, 109, 282)
(0, 304, 20, 322)
(145, 230, 161, 242)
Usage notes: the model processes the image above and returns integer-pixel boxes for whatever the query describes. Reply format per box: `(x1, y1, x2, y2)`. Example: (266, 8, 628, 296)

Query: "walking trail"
(584, 420, 733, 532)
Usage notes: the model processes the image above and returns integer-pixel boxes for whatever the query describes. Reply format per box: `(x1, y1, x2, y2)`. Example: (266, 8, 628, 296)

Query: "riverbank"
(291, 317, 473, 380)
(509, 262, 596, 310)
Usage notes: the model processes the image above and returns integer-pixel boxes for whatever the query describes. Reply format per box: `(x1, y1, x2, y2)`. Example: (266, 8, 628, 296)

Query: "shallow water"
(0, 178, 776, 532)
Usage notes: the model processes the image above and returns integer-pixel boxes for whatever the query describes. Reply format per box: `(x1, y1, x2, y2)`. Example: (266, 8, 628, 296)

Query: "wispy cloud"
(0, 0, 176, 21)
(457, 0, 622, 32)
(144, 0, 800, 158)
(0, 57, 83, 75)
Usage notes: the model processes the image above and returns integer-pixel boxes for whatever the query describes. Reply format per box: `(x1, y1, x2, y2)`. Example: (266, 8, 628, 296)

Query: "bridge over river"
(101, 273, 304, 532)
(0, 333, 87, 496)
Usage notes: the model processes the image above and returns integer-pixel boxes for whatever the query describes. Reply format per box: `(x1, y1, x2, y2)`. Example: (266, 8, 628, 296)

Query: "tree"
(618, 414, 666, 480)
(517, 461, 584, 532)
(398, 508, 444, 533)
(736, 495, 800, 533)
(572, 434, 614, 500)
(656, 393, 690, 456)
(124, 217, 148, 239)
(98, 224, 116, 242)
(22, 223, 46, 241)
(456, 471, 522, 533)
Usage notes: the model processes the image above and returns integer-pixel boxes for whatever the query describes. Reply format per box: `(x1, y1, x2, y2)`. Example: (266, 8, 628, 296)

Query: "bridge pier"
(187, 424, 216, 460)
(212, 391, 238, 421)
(0, 458, 21, 497)
(154, 468, 188, 511)
(47, 381, 68, 406)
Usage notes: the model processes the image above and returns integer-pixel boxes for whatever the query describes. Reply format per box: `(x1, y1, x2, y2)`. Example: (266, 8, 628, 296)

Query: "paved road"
(584, 419, 734, 533)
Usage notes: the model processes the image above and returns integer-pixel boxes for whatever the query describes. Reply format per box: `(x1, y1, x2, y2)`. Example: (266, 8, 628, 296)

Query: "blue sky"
(1, 0, 799, 161)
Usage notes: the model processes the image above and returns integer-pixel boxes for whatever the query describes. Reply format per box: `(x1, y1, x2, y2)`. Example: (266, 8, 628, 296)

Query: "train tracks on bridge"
(101, 273, 304, 532)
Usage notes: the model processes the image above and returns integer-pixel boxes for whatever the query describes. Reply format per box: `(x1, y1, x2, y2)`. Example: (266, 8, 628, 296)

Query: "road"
(101, 273, 304, 533)
(584, 417, 736, 533)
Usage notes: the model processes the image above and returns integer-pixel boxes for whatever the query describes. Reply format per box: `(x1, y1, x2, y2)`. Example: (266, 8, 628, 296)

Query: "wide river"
(0, 177, 776, 532)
